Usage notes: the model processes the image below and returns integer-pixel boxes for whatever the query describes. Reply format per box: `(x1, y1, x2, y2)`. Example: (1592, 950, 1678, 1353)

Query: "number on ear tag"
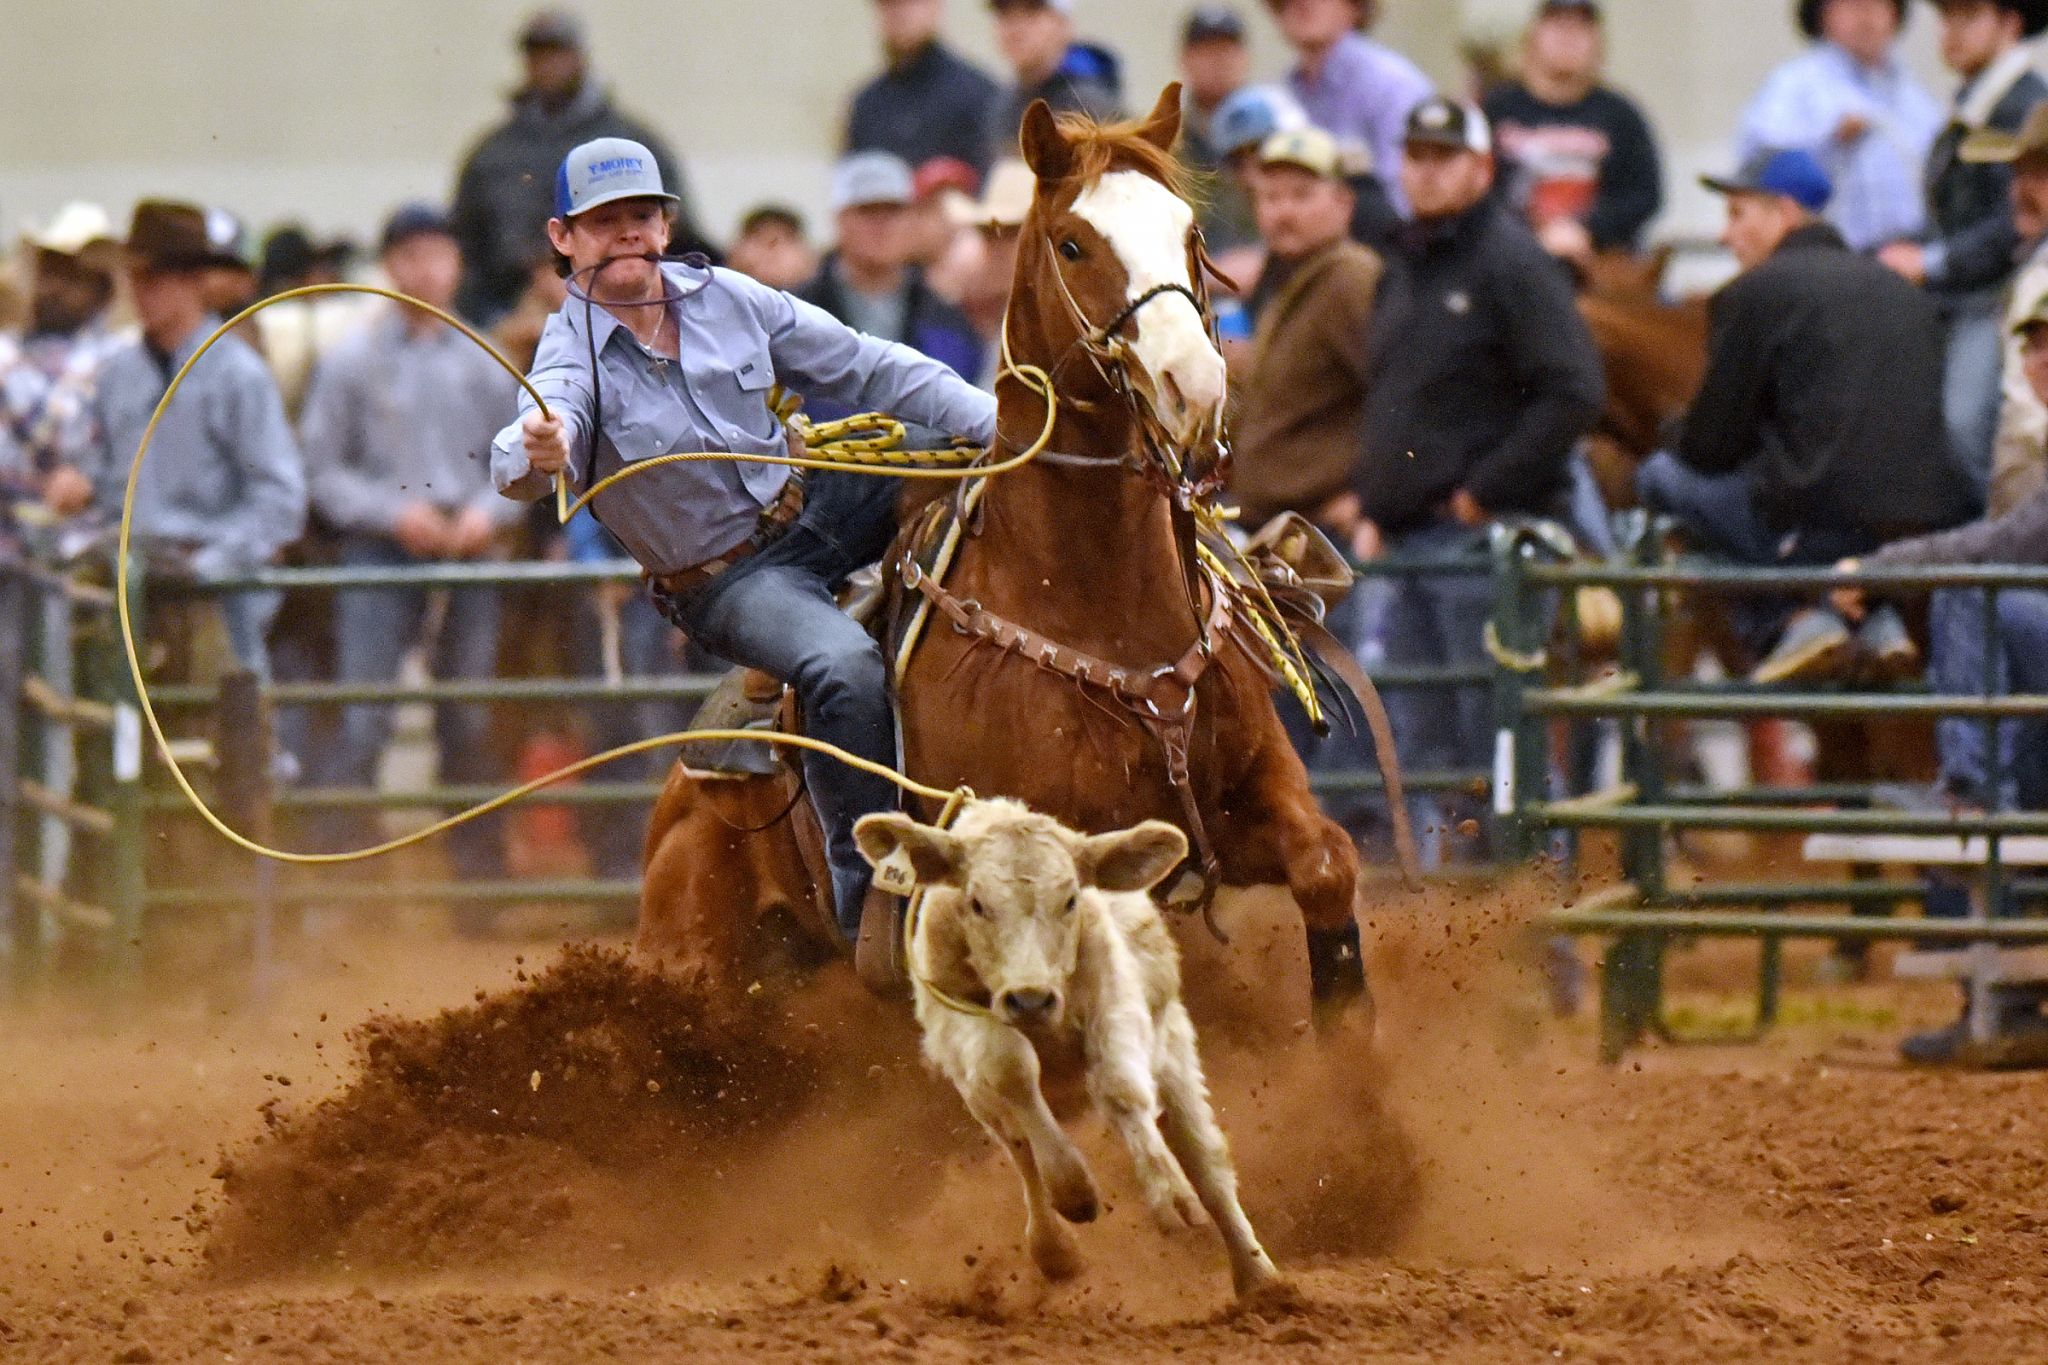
(874, 847, 919, 896)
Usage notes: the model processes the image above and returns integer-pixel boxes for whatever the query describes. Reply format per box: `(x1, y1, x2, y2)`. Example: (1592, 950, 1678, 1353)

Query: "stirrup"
(853, 886, 910, 1000)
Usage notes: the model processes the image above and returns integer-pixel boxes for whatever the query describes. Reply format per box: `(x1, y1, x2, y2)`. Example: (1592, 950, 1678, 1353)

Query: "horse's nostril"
(1001, 989, 1058, 1018)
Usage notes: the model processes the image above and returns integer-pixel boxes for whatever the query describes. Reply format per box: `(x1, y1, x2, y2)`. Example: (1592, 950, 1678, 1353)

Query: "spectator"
(987, 0, 1125, 159)
(1831, 297, 2048, 1066)
(200, 209, 261, 322)
(1638, 150, 1978, 685)
(1265, 0, 1432, 217)
(798, 152, 981, 382)
(298, 204, 521, 883)
(1228, 128, 1386, 836)
(451, 9, 709, 323)
(949, 159, 1037, 382)
(1878, 0, 2048, 498)
(1179, 7, 1261, 252)
(846, 0, 1000, 175)
(79, 200, 305, 681)
(1483, 0, 1664, 264)
(256, 225, 353, 299)
(1965, 99, 2048, 514)
(0, 204, 123, 522)
(1738, 0, 1942, 251)
(908, 157, 984, 304)
(727, 205, 822, 293)
(1229, 127, 1380, 535)
(1357, 98, 1605, 863)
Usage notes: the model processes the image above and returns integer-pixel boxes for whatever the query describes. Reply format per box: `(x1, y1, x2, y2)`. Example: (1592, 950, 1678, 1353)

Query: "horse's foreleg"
(1214, 723, 1367, 1013)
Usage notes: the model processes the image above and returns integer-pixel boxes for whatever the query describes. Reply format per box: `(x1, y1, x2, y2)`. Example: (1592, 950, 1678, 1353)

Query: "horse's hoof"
(1032, 1230, 1085, 1282)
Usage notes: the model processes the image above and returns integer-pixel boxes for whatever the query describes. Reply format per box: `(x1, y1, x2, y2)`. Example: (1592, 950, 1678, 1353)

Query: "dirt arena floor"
(2, 882, 2044, 1364)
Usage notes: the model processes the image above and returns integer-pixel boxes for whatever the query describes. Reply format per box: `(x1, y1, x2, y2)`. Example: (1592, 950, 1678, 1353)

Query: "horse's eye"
(1058, 238, 1084, 262)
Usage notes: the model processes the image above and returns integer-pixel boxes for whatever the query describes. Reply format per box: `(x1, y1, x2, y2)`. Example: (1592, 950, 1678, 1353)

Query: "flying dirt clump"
(204, 945, 832, 1278)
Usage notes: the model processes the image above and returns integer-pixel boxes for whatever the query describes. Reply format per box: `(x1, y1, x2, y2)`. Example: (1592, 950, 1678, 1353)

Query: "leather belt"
(648, 473, 806, 600)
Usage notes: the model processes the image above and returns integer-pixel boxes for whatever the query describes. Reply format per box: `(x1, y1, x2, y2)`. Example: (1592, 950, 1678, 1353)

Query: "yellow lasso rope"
(116, 280, 1055, 864)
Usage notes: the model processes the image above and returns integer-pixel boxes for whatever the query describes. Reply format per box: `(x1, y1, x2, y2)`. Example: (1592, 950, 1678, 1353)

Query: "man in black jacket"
(1640, 148, 1980, 683)
(847, 0, 1002, 176)
(1878, 0, 2048, 494)
(1357, 96, 1606, 862)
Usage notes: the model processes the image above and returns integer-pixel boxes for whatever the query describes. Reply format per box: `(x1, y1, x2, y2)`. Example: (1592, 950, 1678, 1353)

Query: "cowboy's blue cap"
(1212, 85, 1305, 160)
(1700, 148, 1834, 212)
(553, 137, 679, 219)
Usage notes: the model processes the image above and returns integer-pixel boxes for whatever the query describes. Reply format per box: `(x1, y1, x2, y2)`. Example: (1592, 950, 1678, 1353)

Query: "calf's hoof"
(1147, 1175, 1210, 1233)
(1231, 1256, 1293, 1304)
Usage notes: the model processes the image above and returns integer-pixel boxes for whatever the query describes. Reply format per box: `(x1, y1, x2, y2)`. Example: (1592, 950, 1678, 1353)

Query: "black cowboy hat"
(1797, 0, 1907, 40)
(1923, 0, 2048, 38)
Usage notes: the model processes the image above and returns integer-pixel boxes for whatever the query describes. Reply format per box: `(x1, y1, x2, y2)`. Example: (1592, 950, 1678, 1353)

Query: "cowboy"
(0, 203, 125, 526)
(490, 138, 997, 945)
(1963, 98, 2048, 514)
(78, 199, 306, 682)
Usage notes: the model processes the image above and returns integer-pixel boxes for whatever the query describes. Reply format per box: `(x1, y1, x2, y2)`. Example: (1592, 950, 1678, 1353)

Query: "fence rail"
(8, 532, 2048, 1057)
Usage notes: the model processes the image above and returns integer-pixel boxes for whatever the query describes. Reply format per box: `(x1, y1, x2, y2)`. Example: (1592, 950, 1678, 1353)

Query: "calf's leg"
(1085, 1006, 1207, 1232)
(1152, 1001, 1282, 1297)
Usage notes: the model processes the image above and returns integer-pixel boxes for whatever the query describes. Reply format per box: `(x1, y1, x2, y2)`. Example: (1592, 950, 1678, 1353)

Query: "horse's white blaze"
(1070, 171, 1226, 440)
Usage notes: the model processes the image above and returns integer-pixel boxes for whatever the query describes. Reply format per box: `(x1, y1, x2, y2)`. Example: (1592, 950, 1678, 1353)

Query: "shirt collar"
(568, 260, 713, 357)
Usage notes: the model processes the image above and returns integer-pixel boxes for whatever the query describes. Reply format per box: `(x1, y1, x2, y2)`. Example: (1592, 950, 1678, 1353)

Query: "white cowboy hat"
(23, 202, 118, 258)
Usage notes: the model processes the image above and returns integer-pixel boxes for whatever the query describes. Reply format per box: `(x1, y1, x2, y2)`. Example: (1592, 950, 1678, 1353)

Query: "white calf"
(855, 799, 1280, 1298)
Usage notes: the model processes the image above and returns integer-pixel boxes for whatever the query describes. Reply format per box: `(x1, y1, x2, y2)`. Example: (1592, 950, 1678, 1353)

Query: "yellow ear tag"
(874, 847, 919, 896)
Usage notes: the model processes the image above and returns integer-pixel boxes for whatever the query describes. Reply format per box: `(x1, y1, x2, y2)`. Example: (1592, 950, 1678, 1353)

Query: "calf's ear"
(854, 813, 968, 887)
(1078, 821, 1189, 895)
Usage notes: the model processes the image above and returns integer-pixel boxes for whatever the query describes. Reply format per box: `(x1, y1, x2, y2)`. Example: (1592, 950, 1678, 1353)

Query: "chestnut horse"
(639, 88, 1378, 1017)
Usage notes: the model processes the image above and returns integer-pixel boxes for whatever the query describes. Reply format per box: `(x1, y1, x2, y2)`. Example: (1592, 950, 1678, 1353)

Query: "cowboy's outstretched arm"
(491, 313, 596, 501)
(736, 271, 997, 446)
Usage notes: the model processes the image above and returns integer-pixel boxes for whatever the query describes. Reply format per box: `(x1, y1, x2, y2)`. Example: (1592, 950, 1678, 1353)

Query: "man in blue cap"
(1638, 149, 1979, 684)
(490, 138, 997, 957)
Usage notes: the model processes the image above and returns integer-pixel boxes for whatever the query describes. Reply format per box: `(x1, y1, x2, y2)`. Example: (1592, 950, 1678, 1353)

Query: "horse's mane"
(1051, 111, 1199, 204)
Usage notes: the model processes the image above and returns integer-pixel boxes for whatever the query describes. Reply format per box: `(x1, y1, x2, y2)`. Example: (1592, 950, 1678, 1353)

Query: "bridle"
(1025, 216, 1234, 507)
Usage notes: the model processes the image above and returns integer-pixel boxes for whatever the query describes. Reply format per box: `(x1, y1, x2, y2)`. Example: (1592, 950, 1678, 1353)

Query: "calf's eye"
(970, 897, 990, 918)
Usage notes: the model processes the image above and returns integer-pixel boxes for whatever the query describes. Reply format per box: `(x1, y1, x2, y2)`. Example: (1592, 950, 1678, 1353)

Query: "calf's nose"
(1000, 988, 1060, 1022)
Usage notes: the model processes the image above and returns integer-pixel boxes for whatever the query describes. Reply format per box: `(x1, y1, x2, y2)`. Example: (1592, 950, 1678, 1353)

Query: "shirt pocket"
(705, 342, 783, 443)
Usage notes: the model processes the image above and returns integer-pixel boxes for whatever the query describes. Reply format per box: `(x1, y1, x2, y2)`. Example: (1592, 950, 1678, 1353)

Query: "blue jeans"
(310, 536, 504, 878)
(1940, 291, 2004, 503)
(1930, 587, 2048, 811)
(662, 471, 902, 936)
(1635, 450, 1881, 656)
(1378, 520, 1496, 866)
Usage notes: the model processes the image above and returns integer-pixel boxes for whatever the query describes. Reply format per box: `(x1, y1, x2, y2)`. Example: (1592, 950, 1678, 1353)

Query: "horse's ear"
(1020, 99, 1073, 181)
(1136, 82, 1184, 152)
